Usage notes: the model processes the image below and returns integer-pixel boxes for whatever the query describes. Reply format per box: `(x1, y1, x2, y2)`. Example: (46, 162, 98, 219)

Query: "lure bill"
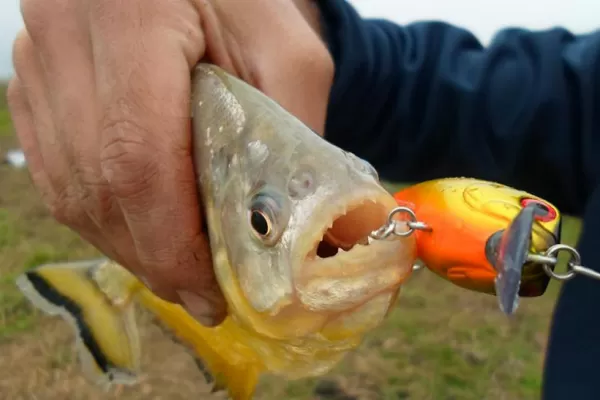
(492, 205, 536, 315)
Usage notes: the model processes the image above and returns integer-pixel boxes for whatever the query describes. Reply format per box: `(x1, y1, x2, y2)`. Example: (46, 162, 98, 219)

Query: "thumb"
(209, 0, 335, 135)
(256, 0, 334, 135)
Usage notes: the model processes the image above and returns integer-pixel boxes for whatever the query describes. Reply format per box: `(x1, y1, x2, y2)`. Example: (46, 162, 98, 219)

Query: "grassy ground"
(0, 84, 581, 400)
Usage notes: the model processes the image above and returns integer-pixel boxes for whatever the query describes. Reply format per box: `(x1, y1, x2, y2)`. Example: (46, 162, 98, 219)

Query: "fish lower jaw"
(290, 188, 415, 312)
(295, 237, 415, 313)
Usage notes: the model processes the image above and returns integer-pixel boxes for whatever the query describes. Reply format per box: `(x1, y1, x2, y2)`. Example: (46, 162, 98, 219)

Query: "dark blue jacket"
(317, 1, 600, 399)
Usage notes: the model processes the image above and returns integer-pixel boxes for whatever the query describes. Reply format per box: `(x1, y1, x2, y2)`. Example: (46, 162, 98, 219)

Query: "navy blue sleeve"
(318, 0, 600, 216)
(316, 1, 600, 399)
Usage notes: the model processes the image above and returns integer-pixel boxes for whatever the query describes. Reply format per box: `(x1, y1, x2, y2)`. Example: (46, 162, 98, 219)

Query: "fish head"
(190, 64, 416, 341)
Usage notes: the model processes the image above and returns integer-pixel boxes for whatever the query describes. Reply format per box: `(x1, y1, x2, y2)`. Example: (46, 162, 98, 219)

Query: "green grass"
(0, 109, 12, 136)
(0, 83, 12, 137)
(0, 82, 582, 399)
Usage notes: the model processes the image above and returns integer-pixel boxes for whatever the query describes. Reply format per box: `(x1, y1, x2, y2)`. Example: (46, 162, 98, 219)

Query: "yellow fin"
(135, 289, 264, 400)
(18, 258, 265, 399)
(16, 259, 141, 389)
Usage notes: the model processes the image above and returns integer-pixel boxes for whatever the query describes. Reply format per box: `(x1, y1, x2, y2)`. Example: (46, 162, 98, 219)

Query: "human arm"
(317, 0, 599, 216)
(315, 1, 600, 397)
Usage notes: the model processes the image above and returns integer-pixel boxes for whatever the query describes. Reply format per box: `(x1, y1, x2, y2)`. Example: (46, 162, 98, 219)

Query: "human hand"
(7, 0, 333, 326)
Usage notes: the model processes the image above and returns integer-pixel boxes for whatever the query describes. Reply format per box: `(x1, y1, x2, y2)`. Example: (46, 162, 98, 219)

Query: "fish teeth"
(357, 237, 370, 246)
(302, 191, 391, 265)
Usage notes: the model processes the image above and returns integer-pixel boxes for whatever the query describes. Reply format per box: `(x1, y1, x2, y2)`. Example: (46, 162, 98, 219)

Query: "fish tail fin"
(136, 290, 264, 400)
(16, 259, 143, 389)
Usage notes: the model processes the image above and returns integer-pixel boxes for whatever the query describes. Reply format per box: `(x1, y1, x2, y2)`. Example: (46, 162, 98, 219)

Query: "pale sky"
(0, 0, 598, 79)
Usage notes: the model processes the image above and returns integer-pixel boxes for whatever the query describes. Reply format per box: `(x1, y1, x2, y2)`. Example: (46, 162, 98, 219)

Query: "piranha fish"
(15, 64, 417, 400)
(393, 178, 562, 314)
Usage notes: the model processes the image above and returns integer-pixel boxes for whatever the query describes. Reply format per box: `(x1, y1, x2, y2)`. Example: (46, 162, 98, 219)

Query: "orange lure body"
(393, 178, 562, 297)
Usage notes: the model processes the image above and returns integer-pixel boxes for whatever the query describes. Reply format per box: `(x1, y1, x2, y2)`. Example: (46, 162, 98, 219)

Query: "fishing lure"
(383, 177, 578, 315)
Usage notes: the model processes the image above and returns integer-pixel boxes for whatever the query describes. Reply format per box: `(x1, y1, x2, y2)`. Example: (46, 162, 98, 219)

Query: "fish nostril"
(288, 167, 316, 199)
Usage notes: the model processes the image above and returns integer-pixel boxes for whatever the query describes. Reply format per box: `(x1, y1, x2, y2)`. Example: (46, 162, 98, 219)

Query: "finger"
(11, 30, 78, 222)
(10, 31, 126, 266)
(251, 19, 334, 134)
(89, 0, 226, 324)
(22, 0, 143, 276)
(22, 0, 113, 227)
(8, 38, 121, 266)
(6, 75, 54, 204)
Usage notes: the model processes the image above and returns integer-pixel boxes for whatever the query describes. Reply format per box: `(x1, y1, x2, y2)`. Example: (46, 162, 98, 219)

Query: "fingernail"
(177, 290, 218, 327)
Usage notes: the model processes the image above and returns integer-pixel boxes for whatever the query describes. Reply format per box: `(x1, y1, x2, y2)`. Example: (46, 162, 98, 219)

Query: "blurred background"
(0, 0, 597, 399)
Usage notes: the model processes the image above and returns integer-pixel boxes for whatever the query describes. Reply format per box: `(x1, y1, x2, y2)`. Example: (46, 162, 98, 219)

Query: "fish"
(15, 64, 417, 400)
(393, 178, 561, 314)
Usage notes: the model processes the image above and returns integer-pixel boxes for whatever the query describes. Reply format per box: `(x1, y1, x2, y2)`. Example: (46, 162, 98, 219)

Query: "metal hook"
(527, 244, 600, 282)
(369, 206, 431, 241)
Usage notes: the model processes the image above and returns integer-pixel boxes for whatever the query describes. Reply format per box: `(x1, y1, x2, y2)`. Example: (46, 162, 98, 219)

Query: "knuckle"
(72, 164, 118, 227)
(318, 54, 334, 85)
(301, 44, 334, 86)
(6, 76, 24, 111)
(11, 30, 35, 75)
(20, 0, 65, 41)
(20, 0, 47, 39)
(100, 119, 161, 202)
(47, 184, 86, 227)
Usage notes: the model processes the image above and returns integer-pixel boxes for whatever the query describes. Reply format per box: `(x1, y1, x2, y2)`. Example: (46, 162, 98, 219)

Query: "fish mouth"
(312, 199, 387, 258)
(295, 193, 417, 313)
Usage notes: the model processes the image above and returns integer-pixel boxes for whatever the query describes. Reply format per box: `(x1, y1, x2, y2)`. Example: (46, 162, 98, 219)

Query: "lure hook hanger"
(368, 206, 431, 242)
(527, 244, 600, 282)
(368, 206, 431, 273)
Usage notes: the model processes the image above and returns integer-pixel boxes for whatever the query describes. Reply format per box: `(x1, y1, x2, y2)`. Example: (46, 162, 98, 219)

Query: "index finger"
(89, 1, 226, 323)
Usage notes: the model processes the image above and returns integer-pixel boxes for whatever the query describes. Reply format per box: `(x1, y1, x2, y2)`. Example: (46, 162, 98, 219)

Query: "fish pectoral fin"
(208, 360, 262, 400)
(16, 260, 142, 388)
(137, 289, 264, 400)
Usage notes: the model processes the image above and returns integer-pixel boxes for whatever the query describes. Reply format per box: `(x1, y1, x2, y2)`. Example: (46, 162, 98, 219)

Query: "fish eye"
(248, 190, 287, 245)
(520, 197, 556, 222)
(250, 210, 271, 236)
